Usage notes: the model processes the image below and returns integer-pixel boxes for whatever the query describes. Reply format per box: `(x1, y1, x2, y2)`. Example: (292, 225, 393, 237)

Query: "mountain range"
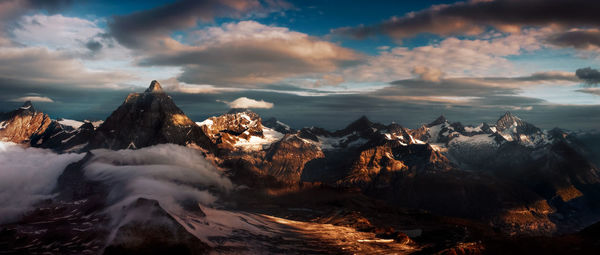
(1, 81, 599, 254)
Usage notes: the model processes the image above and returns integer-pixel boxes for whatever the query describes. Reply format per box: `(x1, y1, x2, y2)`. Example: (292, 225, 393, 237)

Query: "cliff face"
(0, 101, 53, 144)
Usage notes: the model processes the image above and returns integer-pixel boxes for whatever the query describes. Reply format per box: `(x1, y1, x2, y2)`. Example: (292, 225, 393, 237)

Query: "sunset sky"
(1, 0, 599, 130)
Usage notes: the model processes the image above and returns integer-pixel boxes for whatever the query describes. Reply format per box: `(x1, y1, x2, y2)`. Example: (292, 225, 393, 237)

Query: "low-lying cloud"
(0, 142, 84, 224)
(85, 144, 233, 216)
(0, 142, 233, 225)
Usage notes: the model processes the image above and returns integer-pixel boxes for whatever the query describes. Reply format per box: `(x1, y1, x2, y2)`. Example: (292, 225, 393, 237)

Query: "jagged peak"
(227, 108, 252, 114)
(20, 101, 34, 111)
(496, 111, 521, 126)
(145, 80, 164, 93)
(349, 115, 372, 127)
(337, 115, 373, 134)
(428, 115, 447, 126)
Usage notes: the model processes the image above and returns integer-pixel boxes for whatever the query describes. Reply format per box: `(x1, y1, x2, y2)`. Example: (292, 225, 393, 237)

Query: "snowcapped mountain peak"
(144, 80, 164, 93)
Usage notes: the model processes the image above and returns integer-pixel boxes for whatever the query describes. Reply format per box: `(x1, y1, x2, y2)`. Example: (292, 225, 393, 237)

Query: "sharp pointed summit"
(20, 101, 34, 111)
(496, 111, 521, 131)
(88, 81, 212, 150)
(145, 80, 164, 93)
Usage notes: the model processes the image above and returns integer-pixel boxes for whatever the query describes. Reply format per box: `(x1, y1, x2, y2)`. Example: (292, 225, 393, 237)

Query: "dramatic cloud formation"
(576, 67, 600, 85)
(86, 144, 233, 214)
(0, 142, 84, 224)
(9, 96, 54, 102)
(108, 0, 290, 50)
(334, 0, 600, 39)
(223, 97, 274, 109)
(140, 21, 361, 86)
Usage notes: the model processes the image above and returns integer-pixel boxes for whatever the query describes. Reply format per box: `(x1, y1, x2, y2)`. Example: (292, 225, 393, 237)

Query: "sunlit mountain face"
(1, 0, 600, 254)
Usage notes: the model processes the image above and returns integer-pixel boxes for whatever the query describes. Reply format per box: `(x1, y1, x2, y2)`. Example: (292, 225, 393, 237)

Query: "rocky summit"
(87, 80, 212, 151)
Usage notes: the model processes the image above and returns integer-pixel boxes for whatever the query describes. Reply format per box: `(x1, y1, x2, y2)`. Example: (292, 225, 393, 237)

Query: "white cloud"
(13, 14, 102, 51)
(9, 96, 54, 102)
(223, 97, 274, 109)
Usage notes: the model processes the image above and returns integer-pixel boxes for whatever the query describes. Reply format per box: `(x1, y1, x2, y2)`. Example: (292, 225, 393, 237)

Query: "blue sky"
(0, 0, 599, 130)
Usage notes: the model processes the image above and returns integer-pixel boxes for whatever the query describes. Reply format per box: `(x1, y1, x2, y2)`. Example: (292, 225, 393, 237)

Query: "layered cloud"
(10, 96, 54, 102)
(222, 97, 274, 109)
(334, 0, 600, 39)
(139, 21, 361, 86)
(108, 0, 290, 50)
(376, 71, 581, 108)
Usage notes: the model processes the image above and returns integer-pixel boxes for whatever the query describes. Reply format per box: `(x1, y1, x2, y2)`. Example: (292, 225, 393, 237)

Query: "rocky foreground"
(1, 81, 599, 254)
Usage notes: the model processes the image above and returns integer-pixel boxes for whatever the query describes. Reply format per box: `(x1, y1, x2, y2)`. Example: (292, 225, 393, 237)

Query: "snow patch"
(234, 127, 284, 151)
(58, 119, 84, 129)
(196, 119, 213, 128)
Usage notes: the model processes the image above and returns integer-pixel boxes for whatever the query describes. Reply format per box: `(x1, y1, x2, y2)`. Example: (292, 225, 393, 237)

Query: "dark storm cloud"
(576, 67, 600, 85)
(85, 40, 102, 52)
(107, 0, 289, 49)
(547, 30, 600, 49)
(334, 0, 600, 39)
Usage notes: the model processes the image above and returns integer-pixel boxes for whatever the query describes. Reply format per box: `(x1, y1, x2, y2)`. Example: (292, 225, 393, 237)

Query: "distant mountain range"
(2, 81, 600, 254)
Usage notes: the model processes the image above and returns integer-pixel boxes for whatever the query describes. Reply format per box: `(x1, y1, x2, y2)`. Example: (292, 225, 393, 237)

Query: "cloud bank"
(0, 142, 233, 225)
(0, 142, 84, 224)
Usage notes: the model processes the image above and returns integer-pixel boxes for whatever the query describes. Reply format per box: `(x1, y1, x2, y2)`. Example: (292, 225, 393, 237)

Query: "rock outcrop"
(0, 101, 53, 144)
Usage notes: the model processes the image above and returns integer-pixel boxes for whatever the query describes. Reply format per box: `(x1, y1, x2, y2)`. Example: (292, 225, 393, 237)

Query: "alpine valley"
(1, 81, 599, 255)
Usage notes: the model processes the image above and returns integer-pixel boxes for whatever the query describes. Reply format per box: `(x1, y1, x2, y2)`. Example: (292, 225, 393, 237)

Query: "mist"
(0, 142, 233, 226)
(0, 142, 84, 224)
